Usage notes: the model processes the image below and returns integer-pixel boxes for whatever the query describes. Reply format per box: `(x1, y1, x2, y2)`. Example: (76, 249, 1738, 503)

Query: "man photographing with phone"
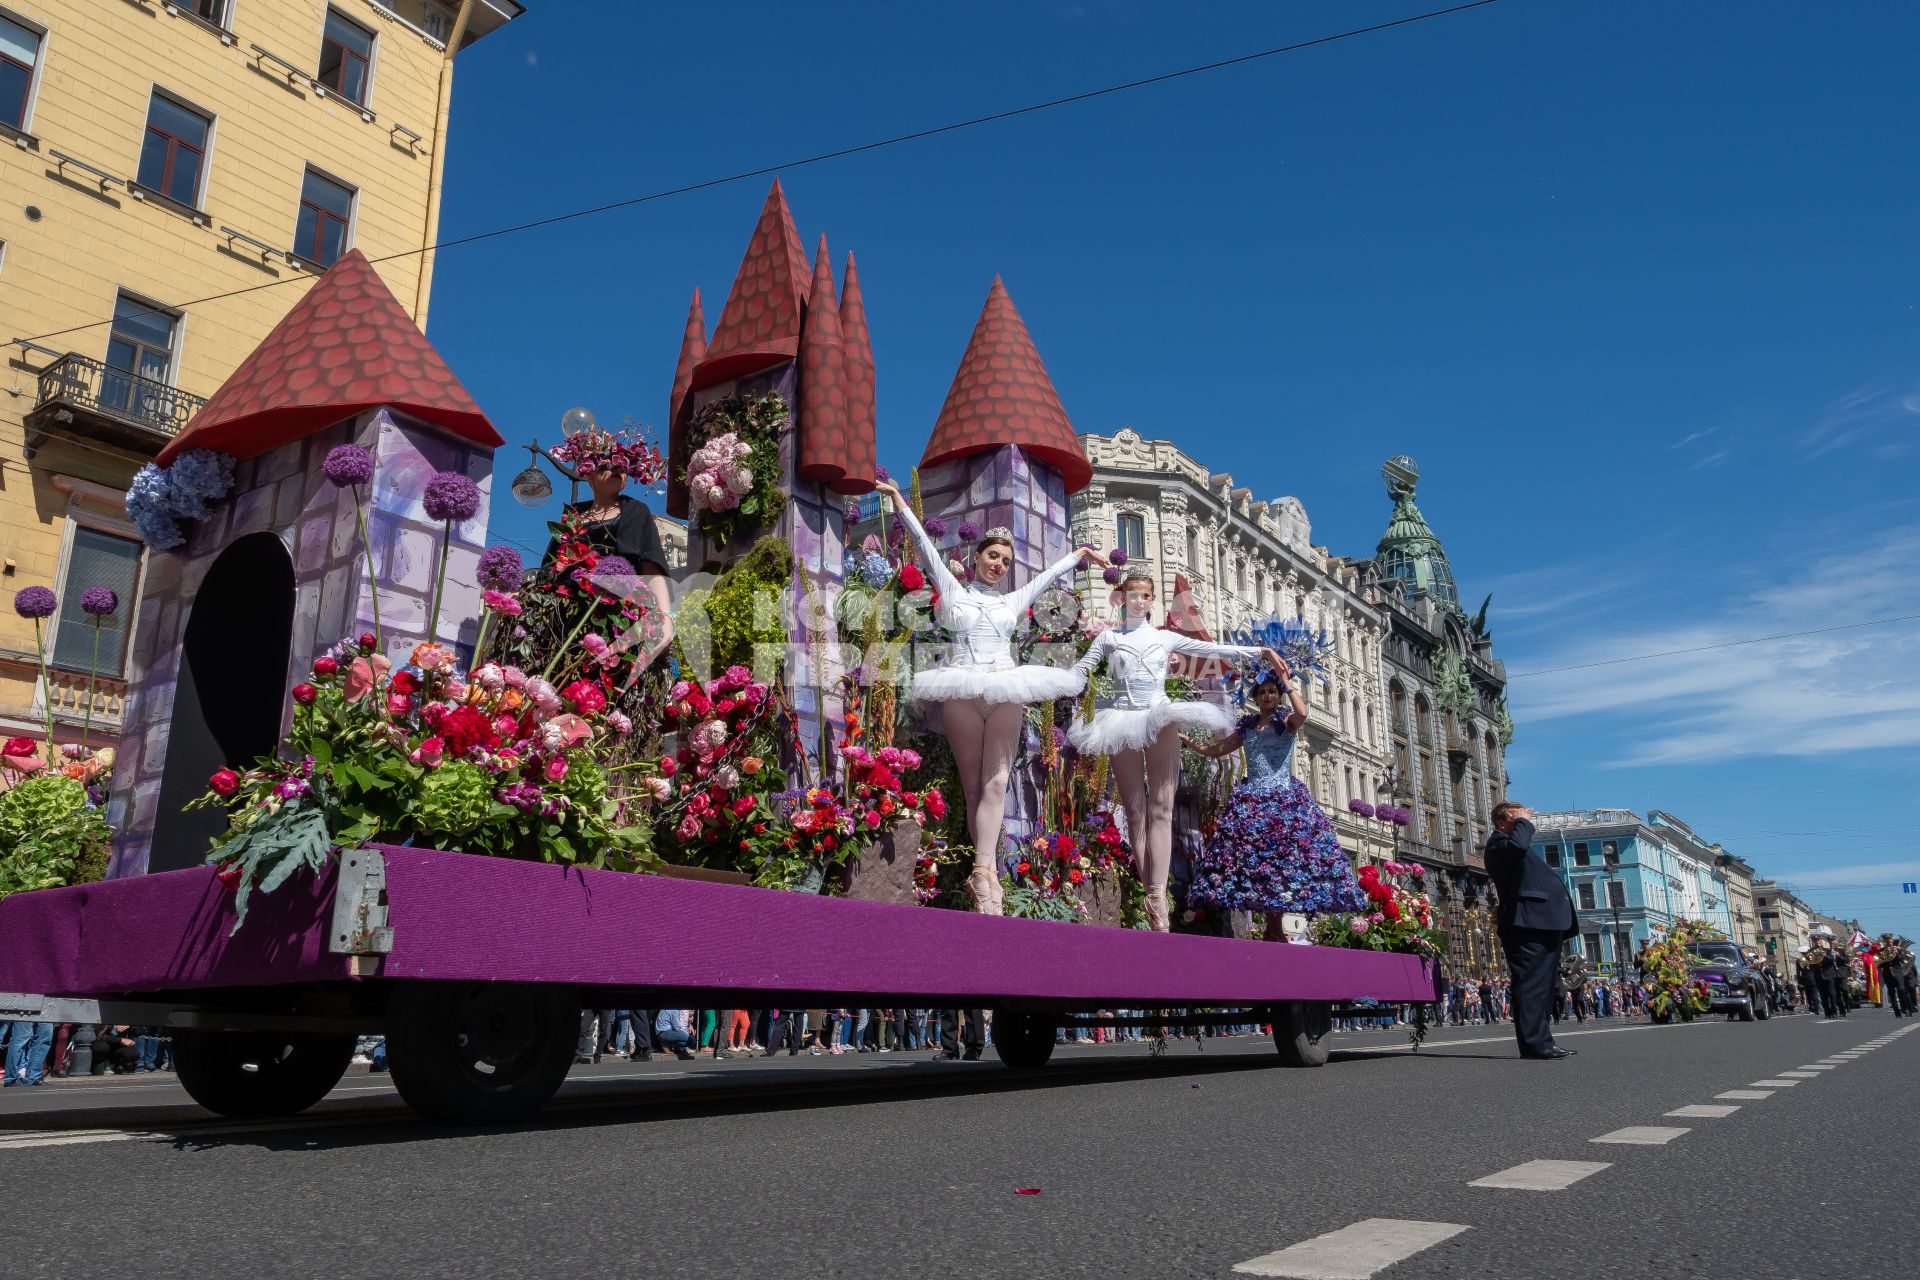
(1484, 801, 1581, 1060)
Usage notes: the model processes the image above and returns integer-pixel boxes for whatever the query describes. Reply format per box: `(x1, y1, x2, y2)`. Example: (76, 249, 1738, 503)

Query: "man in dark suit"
(1483, 802, 1580, 1060)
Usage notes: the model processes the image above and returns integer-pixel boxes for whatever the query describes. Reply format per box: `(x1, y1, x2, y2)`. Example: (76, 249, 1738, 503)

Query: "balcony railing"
(43, 667, 128, 732)
(26, 352, 207, 450)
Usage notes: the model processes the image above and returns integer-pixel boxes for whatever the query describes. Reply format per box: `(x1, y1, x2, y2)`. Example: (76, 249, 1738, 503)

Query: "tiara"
(977, 526, 1013, 544)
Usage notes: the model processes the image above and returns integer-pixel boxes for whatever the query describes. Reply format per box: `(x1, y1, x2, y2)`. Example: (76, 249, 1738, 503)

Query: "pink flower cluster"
(687, 432, 754, 513)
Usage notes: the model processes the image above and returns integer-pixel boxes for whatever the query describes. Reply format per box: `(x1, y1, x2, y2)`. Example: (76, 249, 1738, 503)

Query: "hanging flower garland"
(680, 392, 787, 546)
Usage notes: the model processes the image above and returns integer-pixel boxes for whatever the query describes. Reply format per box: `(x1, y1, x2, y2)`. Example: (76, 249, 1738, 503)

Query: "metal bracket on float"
(328, 847, 394, 972)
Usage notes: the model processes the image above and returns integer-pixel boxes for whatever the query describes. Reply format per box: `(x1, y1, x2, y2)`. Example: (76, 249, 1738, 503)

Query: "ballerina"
(1181, 674, 1368, 936)
(1067, 570, 1284, 931)
(874, 479, 1108, 914)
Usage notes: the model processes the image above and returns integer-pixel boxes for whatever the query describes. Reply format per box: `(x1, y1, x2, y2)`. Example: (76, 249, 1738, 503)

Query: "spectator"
(2, 1019, 54, 1087)
(653, 1009, 698, 1061)
(94, 1024, 140, 1074)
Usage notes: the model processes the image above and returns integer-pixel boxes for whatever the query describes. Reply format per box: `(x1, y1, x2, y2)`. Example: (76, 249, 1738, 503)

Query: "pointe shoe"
(1145, 887, 1171, 933)
(969, 868, 1003, 917)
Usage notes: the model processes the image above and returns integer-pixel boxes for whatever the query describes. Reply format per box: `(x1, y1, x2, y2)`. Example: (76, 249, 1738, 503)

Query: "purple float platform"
(0, 846, 1435, 1007)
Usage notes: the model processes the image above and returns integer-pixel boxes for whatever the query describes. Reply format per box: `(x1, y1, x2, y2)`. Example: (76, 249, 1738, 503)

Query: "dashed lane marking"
(1798, 1064, 1838, 1071)
(1717, 1090, 1773, 1100)
(1752, 1079, 1800, 1087)
(1666, 1104, 1740, 1118)
(1232, 1219, 1469, 1278)
(1468, 1160, 1611, 1191)
(1778, 1071, 1820, 1078)
(1592, 1126, 1690, 1145)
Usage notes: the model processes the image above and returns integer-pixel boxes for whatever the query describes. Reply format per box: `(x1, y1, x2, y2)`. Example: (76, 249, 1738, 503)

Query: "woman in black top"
(543, 430, 675, 666)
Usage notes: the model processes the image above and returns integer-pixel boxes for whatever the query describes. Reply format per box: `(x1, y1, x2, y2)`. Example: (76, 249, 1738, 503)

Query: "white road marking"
(1752, 1079, 1800, 1087)
(1592, 1126, 1689, 1145)
(1233, 1219, 1469, 1279)
(1778, 1071, 1820, 1078)
(1717, 1090, 1773, 1100)
(1469, 1159, 1611, 1191)
(1798, 1064, 1838, 1070)
(1666, 1104, 1739, 1118)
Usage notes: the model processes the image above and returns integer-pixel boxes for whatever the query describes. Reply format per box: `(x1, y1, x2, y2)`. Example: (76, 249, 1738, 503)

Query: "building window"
(0, 12, 41, 133)
(318, 8, 376, 106)
(1607, 880, 1626, 909)
(102, 292, 180, 418)
(1543, 844, 1560, 868)
(187, 0, 233, 27)
(1582, 931, 1602, 960)
(1577, 881, 1596, 911)
(295, 168, 355, 267)
(1115, 512, 1145, 561)
(1185, 524, 1199, 569)
(1572, 842, 1591, 867)
(422, 3, 456, 43)
(138, 92, 213, 208)
(52, 527, 144, 676)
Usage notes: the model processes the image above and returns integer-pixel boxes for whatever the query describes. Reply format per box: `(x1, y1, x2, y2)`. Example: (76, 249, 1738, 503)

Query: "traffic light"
(1766, 938, 1777, 953)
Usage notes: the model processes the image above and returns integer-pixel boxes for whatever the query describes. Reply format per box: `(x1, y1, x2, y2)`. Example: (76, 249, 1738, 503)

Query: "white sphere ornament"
(560, 406, 598, 437)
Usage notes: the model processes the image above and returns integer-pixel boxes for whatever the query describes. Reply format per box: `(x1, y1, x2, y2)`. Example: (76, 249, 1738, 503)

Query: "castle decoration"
(112, 250, 500, 878)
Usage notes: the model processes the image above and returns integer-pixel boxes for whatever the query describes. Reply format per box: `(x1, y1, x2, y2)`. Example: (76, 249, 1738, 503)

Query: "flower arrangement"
(1640, 918, 1721, 1023)
(0, 749, 114, 902)
(549, 423, 666, 487)
(652, 665, 787, 872)
(193, 632, 662, 928)
(756, 738, 947, 892)
(1229, 613, 1336, 699)
(1312, 861, 1446, 1044)
(124, 449, 236, 550)
(1001, 812, 1132, 922)
(680, 392, 786, 546)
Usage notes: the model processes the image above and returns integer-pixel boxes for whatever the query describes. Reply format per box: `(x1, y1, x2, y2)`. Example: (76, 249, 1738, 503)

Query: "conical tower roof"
(797, 236, 850, 489)
(158, 249, 498, 464)
(1375, 457, 1460, 610)
(694, 179, 812, 389)
(836, 251, 878, 495)
(665, 289, 707, 519)
(921, 277, 1090, 492)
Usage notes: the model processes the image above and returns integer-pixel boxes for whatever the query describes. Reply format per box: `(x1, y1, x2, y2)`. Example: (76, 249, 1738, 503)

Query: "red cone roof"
(694, 179, 812, 390)
(158, 249, 498, 465)
(921, 277, 1089, 493)
(1163, 572, 1234, 680)
(797, 236, 849, 489)
(836, 252, 878, 495)
(665, 289, 707, 519)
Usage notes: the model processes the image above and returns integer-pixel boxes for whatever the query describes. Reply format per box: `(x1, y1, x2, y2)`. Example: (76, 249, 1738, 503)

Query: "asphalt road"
(2, 1011, 1914, 1279)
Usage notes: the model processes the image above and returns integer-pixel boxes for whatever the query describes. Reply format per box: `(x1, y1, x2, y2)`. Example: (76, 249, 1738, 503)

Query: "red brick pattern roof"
(921, 277, 1090, 493)
(694, 179, 812, 390)
(835, 251, 878, 495)
(797, 236, 849, 489)
(665, 288, 707, 519)
(158, 249, 498, 464)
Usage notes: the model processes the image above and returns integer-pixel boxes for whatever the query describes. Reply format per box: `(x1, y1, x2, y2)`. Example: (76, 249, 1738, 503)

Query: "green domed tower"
(1375, 455, 1460, 612)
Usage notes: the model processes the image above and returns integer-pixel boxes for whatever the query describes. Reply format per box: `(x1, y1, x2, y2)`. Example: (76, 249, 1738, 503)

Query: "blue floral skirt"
(1186, 776, 1368, 915)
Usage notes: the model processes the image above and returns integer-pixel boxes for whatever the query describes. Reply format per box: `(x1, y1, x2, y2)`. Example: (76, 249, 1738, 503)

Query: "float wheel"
(990, 1009, 1056, 1071)
(384, 982, 578, 1124)
(172, 1028, 355, 1119)
(1272, 1001, 1333, 1068)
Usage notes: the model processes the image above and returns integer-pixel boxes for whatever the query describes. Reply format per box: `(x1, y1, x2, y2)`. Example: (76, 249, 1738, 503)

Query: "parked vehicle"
(1687, 939, 1770, 1022)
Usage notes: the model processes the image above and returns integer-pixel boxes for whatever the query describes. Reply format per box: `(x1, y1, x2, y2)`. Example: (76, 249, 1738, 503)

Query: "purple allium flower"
(12, 586, 57, 619)
(924, 516, 948, 538)
(322, 444, 375, 489)
(80, 587, 118, 617)
(591, 556, 637, 579)
(1109, 547, 1128, 566)
(886, 520, 906, 548)
(476, 545, 523, 592)
(875, 464, 890, 483)
(422, 472, 482, 523)
(843, 502, 862, 525)
(1101, 567, 1121, 585)
(958, 520, 981, 543)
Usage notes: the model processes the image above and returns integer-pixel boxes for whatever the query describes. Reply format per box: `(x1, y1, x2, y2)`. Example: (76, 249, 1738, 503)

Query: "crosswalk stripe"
(1469, 1160, 1611, 1191)
(1592, 1126, 1689, 1145)
(1233, 1219, 1470, 1278)
(1666, 1104, 1739, 1118)
(1716, 1090, 1773, 1100)
(1752, 1079, 1800, 1087)
(1798, 1064, 1838, 1070)
(1778, 1071, 1819, 1078)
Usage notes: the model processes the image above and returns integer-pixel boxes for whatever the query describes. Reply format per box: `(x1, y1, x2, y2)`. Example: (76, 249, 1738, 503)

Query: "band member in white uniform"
(875, 479, 1108, 914)
(1068, 570, 1283, 931)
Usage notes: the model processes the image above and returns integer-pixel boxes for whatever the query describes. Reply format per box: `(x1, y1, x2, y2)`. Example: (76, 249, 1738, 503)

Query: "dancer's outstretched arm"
(875, 480, 964, 607)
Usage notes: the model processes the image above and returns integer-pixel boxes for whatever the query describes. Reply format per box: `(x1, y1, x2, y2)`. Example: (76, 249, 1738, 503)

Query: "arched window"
(1415, 693, 1433, 747)
(1116, 512, 1146, 561)
(1186, 524, 1200, 569)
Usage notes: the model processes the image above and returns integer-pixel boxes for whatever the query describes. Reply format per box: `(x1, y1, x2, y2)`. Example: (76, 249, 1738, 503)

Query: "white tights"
(1113, 729, 1181, 925)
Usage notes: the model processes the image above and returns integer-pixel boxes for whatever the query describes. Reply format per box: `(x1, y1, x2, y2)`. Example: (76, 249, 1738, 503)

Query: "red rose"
(390, 670, 421, 696)
(561, 680, 607, 714)
(899, 563, 925, 592)
(209, 768, 240, 796)
(732, 796, 755, 818)
(214, 861, 244, 893)
(925, 789, 947, 820)
(864, 811, 881, 828)
(2, 737, 36, 758)
(1016, 860, 1032, 875)
(658, 756, 677, 778)
(359, 632, 377, 650)
(313, 656, 338, 677)
(291, 683, 317, 705)
(1068, 868, 1084, 885)
(1053, 834, 1077, 858)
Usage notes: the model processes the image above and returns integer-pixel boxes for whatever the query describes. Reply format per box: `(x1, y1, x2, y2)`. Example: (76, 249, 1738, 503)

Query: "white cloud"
(1802, 385, 1920, 457)
(1670, 428, 1716, 450)
(1508, 527, 1920, 765)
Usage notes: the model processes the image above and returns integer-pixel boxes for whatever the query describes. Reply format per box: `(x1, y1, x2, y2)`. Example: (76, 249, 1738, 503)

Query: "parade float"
(0, 183, 1437, 1124)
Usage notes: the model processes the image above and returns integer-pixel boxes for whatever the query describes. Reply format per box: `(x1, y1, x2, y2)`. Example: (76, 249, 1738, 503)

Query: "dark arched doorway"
(148, 533, 296, 873)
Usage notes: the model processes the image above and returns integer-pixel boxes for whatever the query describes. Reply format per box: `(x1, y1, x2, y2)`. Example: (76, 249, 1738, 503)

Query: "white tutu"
(1067, 699, 1236, 755)
(908, 662, 1081, 706)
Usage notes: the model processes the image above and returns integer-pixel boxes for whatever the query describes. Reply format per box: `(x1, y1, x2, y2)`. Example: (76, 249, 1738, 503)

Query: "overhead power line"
(1507, 613, 1920, 678)
(18, 0, 1505, 347)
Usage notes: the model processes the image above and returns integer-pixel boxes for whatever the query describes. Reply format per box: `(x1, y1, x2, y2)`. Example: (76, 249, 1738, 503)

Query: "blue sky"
(421, 1, 1919, 933)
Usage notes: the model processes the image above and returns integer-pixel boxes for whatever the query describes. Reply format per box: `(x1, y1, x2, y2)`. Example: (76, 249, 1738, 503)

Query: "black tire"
(1736, 995, 1756, 1022)
(1753, 990, 1770, 1021)
(384, 982, 578, 1124)
(1272, 1001, 1332, 1068)
(991, 1010, 1056, 1071)
(172, 1028, 355, 1119)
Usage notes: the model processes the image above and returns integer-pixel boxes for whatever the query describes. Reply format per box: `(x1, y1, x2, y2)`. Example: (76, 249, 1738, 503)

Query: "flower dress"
(1185, 719, 1368, 916)
(894, 504, 1086, 706)
(1065, 622, 1263, 755)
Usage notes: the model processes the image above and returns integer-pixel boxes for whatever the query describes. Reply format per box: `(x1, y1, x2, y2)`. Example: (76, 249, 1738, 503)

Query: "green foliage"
(417, 760, 494, 834)
(0, 798, 111, 902)
(676, 535, 793, 681)
(203, 794, 334, 931)
(0, 775, 88, 848)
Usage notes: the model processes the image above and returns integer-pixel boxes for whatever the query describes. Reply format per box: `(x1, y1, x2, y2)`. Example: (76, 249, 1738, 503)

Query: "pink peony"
(644, 776, 672, 801)
(1350, 918, 1370, 935)
(525, 678, 562, 715)
(481, 590, 523, 617)
(500, 666, 529, 689)
(473, 663, 506, 692)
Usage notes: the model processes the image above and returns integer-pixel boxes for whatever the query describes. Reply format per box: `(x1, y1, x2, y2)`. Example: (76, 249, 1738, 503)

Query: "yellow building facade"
(0, 0, 519, 747)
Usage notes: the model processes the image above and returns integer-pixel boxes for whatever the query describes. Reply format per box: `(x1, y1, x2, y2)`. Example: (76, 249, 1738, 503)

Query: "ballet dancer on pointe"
(874, 479, 1108, 914)
(1067, 569, 1284, 931)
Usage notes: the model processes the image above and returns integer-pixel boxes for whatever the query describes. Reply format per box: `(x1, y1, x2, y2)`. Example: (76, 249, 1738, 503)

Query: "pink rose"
(410, 737, 446, 767)
(387, 692, 414, 717)
(501, 666, 529, 689)
(676, 815, 701, 841)
(644, 776, 672, 801)
(481, 590, 523, 617)
(473, 663, 506, 692)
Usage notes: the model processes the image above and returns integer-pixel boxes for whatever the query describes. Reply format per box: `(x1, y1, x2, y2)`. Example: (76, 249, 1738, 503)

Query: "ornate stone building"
(1073, 428, 1391, 863)
(1357, 457, 1514, 973)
